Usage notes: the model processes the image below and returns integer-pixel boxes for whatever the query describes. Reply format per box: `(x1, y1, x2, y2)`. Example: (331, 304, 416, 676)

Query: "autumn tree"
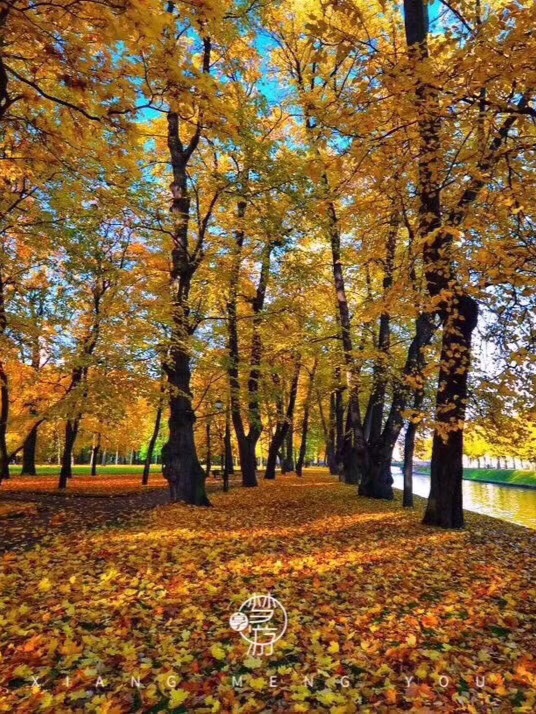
(0, 0, 136, 479)
(402, 0, 536, 527)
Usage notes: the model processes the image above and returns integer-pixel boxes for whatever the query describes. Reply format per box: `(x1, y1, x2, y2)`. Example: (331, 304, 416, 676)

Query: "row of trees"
(0, 0, 535, 527)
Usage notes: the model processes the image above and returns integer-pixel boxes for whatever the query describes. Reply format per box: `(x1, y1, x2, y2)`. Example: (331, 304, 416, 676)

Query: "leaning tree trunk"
(90, 432, 101, 477)
(58, 367, 88, 488)
(360, 309, 437, 500)
(296, 422, 308, 476)
(402, 374, 427, 508)
(264, 435, 280, 481)
(264, 359, 301, 480)
(57, 371, 91, 489)
(223, 405, 234, 476)
(142, 402, 163, 485)
(59, 417, 80, 488)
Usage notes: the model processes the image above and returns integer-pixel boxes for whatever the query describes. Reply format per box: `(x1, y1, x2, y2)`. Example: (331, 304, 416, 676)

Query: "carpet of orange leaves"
(0, 475, 165, 497)
(0, 502, 39, 519)
(0, 472, 534, 713)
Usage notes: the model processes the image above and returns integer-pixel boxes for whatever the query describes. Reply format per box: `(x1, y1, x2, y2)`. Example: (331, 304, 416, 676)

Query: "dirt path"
(0, 489, 170, 554)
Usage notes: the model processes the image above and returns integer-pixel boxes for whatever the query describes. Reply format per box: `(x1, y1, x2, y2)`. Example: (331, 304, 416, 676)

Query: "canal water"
(392, 468, 536, 530)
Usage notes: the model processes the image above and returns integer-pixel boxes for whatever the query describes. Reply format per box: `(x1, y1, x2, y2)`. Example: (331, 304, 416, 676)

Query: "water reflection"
(392, 469, 536, 530)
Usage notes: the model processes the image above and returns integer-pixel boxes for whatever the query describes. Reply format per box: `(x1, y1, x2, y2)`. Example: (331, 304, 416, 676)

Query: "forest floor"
(0, 474, 170, 553)
(0, 471, 534, 713)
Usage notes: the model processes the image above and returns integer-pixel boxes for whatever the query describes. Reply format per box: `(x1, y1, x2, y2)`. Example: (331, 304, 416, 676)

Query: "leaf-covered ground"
(1, 474, 165, 496)
(0, 472, 534, 713)
(0, 482, 169, 554)
(0, 502, 38, 520)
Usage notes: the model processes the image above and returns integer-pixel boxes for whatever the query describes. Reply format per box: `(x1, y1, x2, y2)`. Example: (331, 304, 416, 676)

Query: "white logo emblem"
(229, 594, 287, 656)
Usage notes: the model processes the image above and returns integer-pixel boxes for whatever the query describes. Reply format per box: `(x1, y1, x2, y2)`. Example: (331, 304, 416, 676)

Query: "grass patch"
(411, 465, 536, 489)
(9, 464, 147, 477)
(462, 468, 536, 488)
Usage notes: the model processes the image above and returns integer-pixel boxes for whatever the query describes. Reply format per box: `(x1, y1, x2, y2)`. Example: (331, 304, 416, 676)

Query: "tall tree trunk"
(334, 369, 345, 476)
(222, 408, 233, 493)
(90, 432, 101, 476)
(317, 387, 335, 474)
(226, 190, 273, 488)
(363, 213, 398, 444)
(296, 359, 317, 476)
(204, 419, 212, 479)
(264, 436, 280, 481)
(301, 87, 367, 484)
(226, 196, 258, 488)
(296, 422, 308, 476)
(223, 404, 234, 476)
(58, 364, 88, 489)
(359, 306, 437, 498)
(59, 417, 80, 488)
(264, 358, 301, 480)
(21, 421, 39, 476)
(142, 401, 163, 485)
(326, 192, 368, 483)
(20, 326, 42, 477)
(281, 425, 294, 473)
(236, 436, 258, 486)
(423, 296, 478, 527)
(403, 0, 490, 528)
(402, 349, 427, 507)
(360, 214, 398, 497)
(0, 360, 9, 481)
(0, 268, 9, 481)
(327, 391, 336, 474)
(342, 401, 362, 485)
(161, 87, 212, 505)
(56, 271, 103, 490)
(402, 420, 417, 508)
(163, 344, 210, 505)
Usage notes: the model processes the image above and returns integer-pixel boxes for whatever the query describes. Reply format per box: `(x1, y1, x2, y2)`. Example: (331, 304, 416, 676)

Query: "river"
(392, 468, 536, 530)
